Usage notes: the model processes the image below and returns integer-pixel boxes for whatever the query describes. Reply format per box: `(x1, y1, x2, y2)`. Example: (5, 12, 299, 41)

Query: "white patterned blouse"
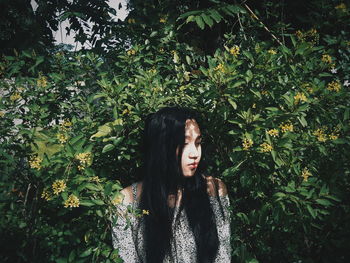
(112, 182, 231, 263)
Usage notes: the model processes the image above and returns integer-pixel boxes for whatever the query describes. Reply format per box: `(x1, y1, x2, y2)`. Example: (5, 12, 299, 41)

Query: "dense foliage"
(1, 0, 350, 262)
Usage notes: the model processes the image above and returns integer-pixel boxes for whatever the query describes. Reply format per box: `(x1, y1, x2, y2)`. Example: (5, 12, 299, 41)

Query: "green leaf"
(80, 248, 92, 258)
(315, 199, 332, 206)
(307, 204, 316, 219)
(208, 9, 222, 23)
(92, 199, 105, 206)
(195, 16, 205, 30)
(104, 182, 113, 196)
(85, 183, 100, 191)
(201, 14, 214, 27)
(102, 144, 115, 153)
(80, 201, 95, 207)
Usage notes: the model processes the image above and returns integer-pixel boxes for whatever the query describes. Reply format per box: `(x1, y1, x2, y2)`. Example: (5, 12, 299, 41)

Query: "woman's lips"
(189, 163, 198, 168)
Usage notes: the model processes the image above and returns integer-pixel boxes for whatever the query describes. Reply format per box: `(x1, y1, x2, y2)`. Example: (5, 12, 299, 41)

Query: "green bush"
(1, 3, 350, 262)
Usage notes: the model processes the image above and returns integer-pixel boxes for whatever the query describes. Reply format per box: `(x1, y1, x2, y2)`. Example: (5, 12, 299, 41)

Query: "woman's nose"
(189, 146, 199, 158)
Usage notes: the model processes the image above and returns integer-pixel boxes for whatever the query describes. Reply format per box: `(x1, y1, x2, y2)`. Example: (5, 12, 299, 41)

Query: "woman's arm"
(205, 177, 232, 262)
(111, 187, 139, 262)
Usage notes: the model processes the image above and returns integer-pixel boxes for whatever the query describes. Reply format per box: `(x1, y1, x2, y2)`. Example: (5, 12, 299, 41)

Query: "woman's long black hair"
(135, 107, 221, 263)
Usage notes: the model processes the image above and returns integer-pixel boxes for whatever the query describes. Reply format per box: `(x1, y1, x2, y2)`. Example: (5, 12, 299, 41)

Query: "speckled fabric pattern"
(111, 183, 231, 263)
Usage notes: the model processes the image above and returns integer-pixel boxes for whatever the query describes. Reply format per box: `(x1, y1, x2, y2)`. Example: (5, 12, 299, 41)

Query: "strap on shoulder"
(131, 182, 138, 202)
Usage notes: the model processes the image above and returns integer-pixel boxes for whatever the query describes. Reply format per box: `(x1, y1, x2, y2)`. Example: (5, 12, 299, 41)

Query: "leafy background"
(1, 0, 350, 262)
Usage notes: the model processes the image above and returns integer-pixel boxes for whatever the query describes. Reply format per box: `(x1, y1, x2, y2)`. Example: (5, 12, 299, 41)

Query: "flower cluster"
(313, 128, 328, 142)
(90, 176, 101, 183)
(60, 119, 72, 131)
(268, 49, 277, 55)
(10, 92, 22, 102)
(295, 28, 319, 45)
(142, 209, 150, 215)
(29, 156, 43, 170)
(57, 133, 69, 144)
(242, 138, 253, 150)
(321, 54, 332, 64)
(279, 122, 294, 133)
(313, 127, 339, 142)
(229, 46, 240, 57)
(76, 152, 92, 171)
(64, 194, 80, 208)
(41, 189, 52, 201)
(0, 111, 5, 117)
(112, 195, 123, 205)
(37, 75, 48, 88)
(294, 92, 308, 104)
(335, 3, 347, 11)
(52, 180, 67, 195)
(327, 81, 341, 92)
(260, 142, 273, 152)
(214, 63, 225, 73)
(267, 129, 279, 137)
(329, 132, 339, 140)
(127, 49, 136, 56)
(57, 119, 72, 144)
(301, 168, 312, 182)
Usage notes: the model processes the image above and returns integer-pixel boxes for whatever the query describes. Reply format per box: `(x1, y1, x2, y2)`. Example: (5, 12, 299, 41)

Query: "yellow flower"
(327, 81, 341, 92)
(37, 76, 48, 88)
(279, 122, 294, 133)
(294, 92, 308, 104)
(112, 195, 123, 205)
(57, 133, 69, 144)
(214, 63, 225, 73)
(127, 49, 136, 56)
(159, 47, 165, 53)
(29, 156, 43, 170)
(260, 142, 273, 152)
(295, 30, 304, 40)
(242, 138, 253, 150)
(329, 132, 339, 140)
(159, 17, 167, 23)
(127, 18, 136, 24)
(76, 152, 92, 171)
(52, 180, 67, 195)
(41, 189, 52, 201)
(313, 128, 327, 142)
(64, 194, 80, 208)
(301, 168, 312, 182)
(142, 209, 150, 215)
(267, 129, 279, 137)
(229, 46, 240, 57)
(122, 108, 130, 115)
(322, 54, 332, 64)
(90, 176, 101, 183)
(261, 90, 268, 95)
(268, 49, 277, 55)
(179, 85, 186, 91)
(0, 111, 5, 117)
(10, 92, 22, 101)
(335, 3, 347, 11)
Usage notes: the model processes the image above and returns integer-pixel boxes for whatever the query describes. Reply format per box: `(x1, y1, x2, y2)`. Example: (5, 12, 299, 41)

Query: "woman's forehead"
(185, 119, 201, 137)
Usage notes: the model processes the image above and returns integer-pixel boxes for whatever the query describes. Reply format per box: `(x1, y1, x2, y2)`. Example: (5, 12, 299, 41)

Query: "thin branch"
(237, 13, 247, 41)
(243, 3, 283, 46)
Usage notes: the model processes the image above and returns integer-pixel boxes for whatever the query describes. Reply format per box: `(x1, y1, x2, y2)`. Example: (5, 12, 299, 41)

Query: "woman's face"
(180, 119, 202, 177)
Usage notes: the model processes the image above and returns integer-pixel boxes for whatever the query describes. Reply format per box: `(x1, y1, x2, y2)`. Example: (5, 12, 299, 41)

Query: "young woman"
(112, 107, 231, 263)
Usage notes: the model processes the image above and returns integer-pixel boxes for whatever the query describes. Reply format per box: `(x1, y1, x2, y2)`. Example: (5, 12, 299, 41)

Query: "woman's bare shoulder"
(120, 182, 143, 205)
(204, 176, 228, 197)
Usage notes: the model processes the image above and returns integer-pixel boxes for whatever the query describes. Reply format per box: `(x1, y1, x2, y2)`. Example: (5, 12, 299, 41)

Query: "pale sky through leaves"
(30, 0, 129, 50)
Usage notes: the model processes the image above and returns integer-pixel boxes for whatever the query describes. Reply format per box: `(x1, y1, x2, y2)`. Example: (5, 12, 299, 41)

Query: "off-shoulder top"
(111, 182, 231, 263)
